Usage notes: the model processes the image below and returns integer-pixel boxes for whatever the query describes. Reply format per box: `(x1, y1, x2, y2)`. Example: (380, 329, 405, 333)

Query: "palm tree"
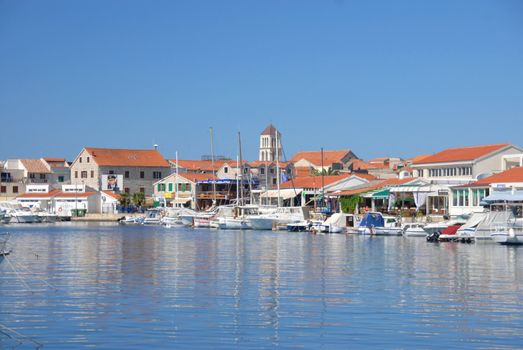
(312, 167, 340, 176)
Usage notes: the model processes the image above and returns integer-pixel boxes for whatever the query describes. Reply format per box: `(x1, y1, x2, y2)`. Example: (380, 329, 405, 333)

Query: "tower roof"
(261, 124, 278, 136)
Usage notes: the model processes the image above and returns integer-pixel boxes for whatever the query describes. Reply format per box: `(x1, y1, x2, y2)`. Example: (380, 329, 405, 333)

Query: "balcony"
(196, 191, 236, 200)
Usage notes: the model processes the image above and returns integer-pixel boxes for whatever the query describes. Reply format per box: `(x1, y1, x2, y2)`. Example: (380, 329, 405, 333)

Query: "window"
(87, 157, 90, 163)
(91, 170, 94, 178)
(168, 183, 173, 192)
(243, 168, 248, 174)
(270, 168, 274, 174)
(224, 167, 228, 174)
(124, 188, 130, 194)
(472, 188, 487, 206)
(140, 187, 145, 193)
(75, 171, 78, 178)
(29, 173, 36, 179)
(58, 176, 64, 182)
(13, 186, 18, 193)
(453, 189, 469, 207)
(40, 174, 46, 180)
(79, 157, 82, 163)
(273, 178, 277, 185)
(260, 168, 265, 175)
(0, 186, 5, 193)
(81, 171, 88, 179)
(109, 170, 114, 175)
(125, 171, 130, 178)
(140, 171, 145, 179)
(153, 171, 162, 179)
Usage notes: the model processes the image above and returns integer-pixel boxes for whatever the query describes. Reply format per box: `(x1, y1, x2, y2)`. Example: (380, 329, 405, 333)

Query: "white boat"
(455, 212, 487, 242)
(143, 209, 163, 225)
(248, 207, 310, 231)
(218, 206, 266, 230)
(33, 210, 58, 223)
(402, 223, 426, 237)
(481, 189, 523, 245)
(10, 208, 41, 223)
(119, 216, 145, 225)
(319, 213, 359, 234)
(372, 215, 403, 236)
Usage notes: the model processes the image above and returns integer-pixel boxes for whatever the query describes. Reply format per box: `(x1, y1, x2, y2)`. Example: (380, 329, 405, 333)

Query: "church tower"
(259, 124, 282, 161)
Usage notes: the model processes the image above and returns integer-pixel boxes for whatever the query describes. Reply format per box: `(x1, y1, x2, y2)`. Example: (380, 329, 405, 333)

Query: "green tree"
(132, 192, 146, 207)
(312, 167, 340, 176)
(119, 193, 131, 207)
(340, 195, 362, 213)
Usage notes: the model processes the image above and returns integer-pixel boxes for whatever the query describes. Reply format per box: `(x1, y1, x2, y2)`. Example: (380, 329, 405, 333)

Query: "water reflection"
(1, 223, 523, 349)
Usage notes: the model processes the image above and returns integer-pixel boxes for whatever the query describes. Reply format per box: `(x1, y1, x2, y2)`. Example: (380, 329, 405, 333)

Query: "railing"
(197, 191, 236, 200)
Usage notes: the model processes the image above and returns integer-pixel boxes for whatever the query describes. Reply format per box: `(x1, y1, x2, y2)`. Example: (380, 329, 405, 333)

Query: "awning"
(372, 189, 390, 199)
(482, 190, 523, 203)
(389, 184, 448, 194)
(262, 189, 303, 200)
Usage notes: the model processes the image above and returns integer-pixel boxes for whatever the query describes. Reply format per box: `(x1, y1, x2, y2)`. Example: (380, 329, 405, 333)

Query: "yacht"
(10, 208, 41, 223)
(248, 207, 310, 231)
(483, 190, 523, 245)
(143, 209, 163, 225)
(357, 212, 402, 235)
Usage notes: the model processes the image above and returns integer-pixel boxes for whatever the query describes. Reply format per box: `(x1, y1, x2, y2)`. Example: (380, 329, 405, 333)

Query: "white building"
(259, 124, 282, 162)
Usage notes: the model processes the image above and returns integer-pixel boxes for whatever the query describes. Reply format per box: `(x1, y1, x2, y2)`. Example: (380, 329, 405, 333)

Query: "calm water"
(1, 223, 523, 349)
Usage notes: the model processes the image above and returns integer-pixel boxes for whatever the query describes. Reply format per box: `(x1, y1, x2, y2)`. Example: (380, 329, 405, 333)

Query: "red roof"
(261, 124, 278, 136)
(332, 178, 413, 196)
(18, 190, 96, 199)
(413, 144, 509, 165)
(280, 175, 351, 189)
(249, 160, 289, 168)
(43, 157, 66, 162)
(408, 154, 432, 164)
(460, 167, 523, 188)
(20, 159, 52, 174)
(102, 190, 121, 200)
(84, 148, 170, 167)
(291, 150, 353, 166)
(178, 173, 218, 183)
(173, 159, 230, 172)
(351, 159, 389, 171)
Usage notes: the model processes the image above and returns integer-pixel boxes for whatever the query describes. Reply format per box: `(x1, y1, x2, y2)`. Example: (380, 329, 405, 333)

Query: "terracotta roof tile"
(85, 148, 170, 167)
(172, 160, 231, 172)
(280, 175, 351, 189)
(291, 149, 354, 167)
(460, 167, 523, 188)
(178, 173, 218, 183)
(261, 124, 278, 136)
(20, 159, 52, 174)
(332, 178, 413, 196)
(248, 160, 289, 168)
(102, 190, 121, 200)
(413, 144, 509, 165)
(18, 190, 96, 198)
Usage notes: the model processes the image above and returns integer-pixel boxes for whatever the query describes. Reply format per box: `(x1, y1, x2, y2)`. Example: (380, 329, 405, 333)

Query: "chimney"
(153, 144, 159, 150)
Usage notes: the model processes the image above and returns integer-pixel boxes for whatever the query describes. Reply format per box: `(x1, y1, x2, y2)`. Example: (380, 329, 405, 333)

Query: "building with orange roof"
(153, 172, 241, 210)
(448, 166, 523, 216)
(1, 157, 71, 201)
(290, 149, 358, 177)
(70, 147, 171, 197)
(16, 184, 103, 217)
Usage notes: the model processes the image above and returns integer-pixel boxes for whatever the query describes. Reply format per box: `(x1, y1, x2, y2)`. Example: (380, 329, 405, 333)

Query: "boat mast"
(321, 147, 325, 210)
(175, 151, 179, 206)
(210, 127, 217, 206)
(236, 155, 240, 205)
(238, 131, 244, 206)
(276, 129, 281, 207)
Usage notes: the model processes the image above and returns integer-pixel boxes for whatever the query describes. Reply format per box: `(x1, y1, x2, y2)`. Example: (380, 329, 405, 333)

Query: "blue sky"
(1, 0, 522, 162)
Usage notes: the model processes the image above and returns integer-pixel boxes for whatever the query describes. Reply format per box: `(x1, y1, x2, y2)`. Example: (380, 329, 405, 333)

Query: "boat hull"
(14, 214, 40, 223)
(491, 231, 523, 245)
(218, 218, 250, 230)
(248, 217, 275, 230)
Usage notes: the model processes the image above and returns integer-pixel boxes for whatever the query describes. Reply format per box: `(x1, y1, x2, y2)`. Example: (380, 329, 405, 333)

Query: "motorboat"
(402, 222, 427, 237)
(319, 213, 359, 234)
(455, 212, 487, 242)
(143, 209, 163, 225)
(33, 209, 58, 223)
(482, 189, 523, 245)
(423, 216, 468, 236)
(217, 206, 257, 230)
(248, 207, 310, 231)
(10, 208, 41, 223)
(372, 215, 403, 236)
(357, 212, 385, 235)
(438, 224, 464, 242)
(0, 211, 11, 224)
(118, 216, 145, 225)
